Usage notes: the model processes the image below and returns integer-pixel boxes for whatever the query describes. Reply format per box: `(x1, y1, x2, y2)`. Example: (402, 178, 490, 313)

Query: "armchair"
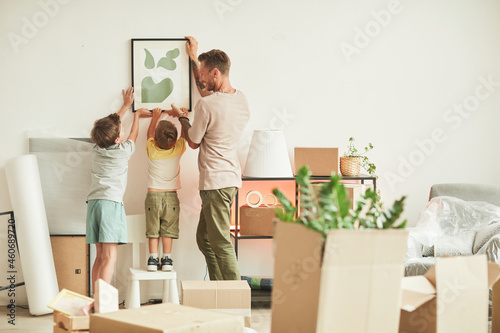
(405, 183, 500, 276)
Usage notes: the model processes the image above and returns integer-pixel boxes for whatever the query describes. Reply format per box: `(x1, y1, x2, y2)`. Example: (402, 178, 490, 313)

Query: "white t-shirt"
(189, 90, 250, 190)
(146, 137, 186, 190)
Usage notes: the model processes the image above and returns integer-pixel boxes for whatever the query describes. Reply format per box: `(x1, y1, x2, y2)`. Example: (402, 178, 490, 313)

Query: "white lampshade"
(243, 129, 293, 178)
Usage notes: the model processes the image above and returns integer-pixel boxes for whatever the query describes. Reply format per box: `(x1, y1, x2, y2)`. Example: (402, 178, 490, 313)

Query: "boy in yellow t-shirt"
(145, 105, 188, 271)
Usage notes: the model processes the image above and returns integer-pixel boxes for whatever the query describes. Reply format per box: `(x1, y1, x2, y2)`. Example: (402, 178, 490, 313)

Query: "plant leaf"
(273, 188, 296, 221)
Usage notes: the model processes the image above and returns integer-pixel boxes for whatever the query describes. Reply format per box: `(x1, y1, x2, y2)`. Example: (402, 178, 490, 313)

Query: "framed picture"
(131, 38, 192, 111)
(47, 289, 94, 316)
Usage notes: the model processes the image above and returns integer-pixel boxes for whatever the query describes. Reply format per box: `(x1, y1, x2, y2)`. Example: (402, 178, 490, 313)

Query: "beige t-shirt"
(188, 90, 250, 190)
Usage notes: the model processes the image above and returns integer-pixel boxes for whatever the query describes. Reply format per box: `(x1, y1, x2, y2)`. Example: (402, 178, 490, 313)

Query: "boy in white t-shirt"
(145, 105, 188, 271)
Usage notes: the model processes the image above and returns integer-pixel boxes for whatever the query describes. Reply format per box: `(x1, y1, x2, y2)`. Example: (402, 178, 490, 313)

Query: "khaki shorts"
(145, 191, 180, 239)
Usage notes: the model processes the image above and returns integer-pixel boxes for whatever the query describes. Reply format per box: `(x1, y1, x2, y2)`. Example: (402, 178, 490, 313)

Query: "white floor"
(0, 304, 272, 333)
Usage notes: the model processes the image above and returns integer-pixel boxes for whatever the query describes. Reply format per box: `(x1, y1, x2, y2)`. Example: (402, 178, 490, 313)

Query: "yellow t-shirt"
(146, 137, 186, 190)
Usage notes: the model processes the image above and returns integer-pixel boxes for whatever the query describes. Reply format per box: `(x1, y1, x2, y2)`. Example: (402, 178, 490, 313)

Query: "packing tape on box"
(264, 194, 277, 207)
(246, 190, 263, 208)
(246, 191, 277, 208)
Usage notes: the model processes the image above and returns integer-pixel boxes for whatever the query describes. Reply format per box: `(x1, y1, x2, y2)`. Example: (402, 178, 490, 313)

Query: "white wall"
(1, 0, 500, 306)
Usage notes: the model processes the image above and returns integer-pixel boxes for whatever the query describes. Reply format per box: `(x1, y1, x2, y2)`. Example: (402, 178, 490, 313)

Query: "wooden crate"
(53, 311, 89, 332)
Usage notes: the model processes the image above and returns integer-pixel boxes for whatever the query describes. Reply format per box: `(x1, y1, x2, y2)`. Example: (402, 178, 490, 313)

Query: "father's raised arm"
(186, 36, 211, 97)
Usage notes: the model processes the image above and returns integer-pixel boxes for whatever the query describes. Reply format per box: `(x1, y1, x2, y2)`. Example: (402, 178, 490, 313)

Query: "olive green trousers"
(196, 187, 241, 280)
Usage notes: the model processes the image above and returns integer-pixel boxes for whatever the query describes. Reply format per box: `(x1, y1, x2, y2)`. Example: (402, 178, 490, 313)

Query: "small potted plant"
(340, 137, 376, 176)
(270, 166, 407, 333)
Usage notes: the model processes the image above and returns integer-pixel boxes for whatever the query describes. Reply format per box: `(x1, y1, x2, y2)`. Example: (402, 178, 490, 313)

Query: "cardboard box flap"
(323, 229, 408, 265)
(488, 262, 500, 288)
(434, 255, 489, 333)
(272, 221, 323, 333)
(435, 255, 488, 292)
(401, 276, 436, 294)
(400, 276, 436, 312)
(317, 229, 408, 333)
(423, 262, 437, 287)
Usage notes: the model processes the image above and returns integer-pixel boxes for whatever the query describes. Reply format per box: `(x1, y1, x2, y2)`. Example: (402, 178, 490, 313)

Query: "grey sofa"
(405, 183, 500, 276)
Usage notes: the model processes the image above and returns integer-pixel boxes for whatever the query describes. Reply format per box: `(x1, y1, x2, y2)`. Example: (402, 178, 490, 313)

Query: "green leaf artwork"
(157, 48, 180, 71)
(141, 77, 174, 103)
(144, 49, 155, 69)
(141, 47, 181, 103)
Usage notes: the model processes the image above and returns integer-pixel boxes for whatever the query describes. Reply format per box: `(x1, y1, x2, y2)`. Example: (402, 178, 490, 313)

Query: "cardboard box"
(239, 205, 281, 236)
(294, 147, 339, 176)
(271, 220, 408, 333)
(271, 221, 323, 333)
(181, 281, 251, 326)
(53, 310, 89, 332)
(399, 255, 500, 333)
(309, 183, 370, 210)
(90, 303, 244, 333)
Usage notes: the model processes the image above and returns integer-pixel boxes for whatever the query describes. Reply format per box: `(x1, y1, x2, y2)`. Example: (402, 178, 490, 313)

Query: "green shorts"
(145, 191, 180, 239)
(86, 199, 127, 244)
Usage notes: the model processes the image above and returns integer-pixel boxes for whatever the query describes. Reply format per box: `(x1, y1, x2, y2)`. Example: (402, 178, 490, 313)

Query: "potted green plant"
(340, 137, 376, 176)
(273, 166, 405, 237)
(270, 166, 408, 333)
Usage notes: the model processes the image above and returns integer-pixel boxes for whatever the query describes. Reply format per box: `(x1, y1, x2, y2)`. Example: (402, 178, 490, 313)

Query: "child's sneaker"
(161, 257, 173, 271)
(147, 256, 159, 272)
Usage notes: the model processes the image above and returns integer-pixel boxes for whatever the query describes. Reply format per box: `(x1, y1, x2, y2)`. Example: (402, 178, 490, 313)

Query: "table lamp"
(243, 129, 293, 178)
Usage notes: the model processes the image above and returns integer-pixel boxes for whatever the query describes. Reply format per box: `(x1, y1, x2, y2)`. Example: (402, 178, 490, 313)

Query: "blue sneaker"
(147, 256, 159, 272)
(161, 257, 173, 271)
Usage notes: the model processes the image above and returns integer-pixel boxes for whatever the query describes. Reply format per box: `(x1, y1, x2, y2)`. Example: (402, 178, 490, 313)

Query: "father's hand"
(185, 36, 198, 61)
(167, 103, 186, 118)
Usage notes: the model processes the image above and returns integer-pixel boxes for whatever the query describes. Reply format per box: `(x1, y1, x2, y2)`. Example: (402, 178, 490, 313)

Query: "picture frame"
(131, 38, 192, 111)
(47, 289, 94, 316)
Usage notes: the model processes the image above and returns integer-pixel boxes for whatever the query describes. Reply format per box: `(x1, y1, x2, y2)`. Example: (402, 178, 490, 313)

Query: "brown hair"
(155, 120, 178, 149)
(91, 113, 121, 148)
(198, 49, 231, 75)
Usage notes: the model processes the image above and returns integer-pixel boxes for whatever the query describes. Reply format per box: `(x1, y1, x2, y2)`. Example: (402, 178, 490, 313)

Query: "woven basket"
(340, 156, 361, 176)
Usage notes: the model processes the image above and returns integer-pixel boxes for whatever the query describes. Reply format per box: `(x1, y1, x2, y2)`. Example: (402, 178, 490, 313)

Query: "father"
(173, 36, 250, 280)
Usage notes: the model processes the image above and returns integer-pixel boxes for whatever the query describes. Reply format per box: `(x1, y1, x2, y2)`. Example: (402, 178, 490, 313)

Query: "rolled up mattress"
(5, 155, 59, 315)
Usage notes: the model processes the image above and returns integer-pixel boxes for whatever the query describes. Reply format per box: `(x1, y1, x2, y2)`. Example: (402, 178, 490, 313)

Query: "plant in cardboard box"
(340, 137, 376, 176)
(270, 166, 408, 333)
